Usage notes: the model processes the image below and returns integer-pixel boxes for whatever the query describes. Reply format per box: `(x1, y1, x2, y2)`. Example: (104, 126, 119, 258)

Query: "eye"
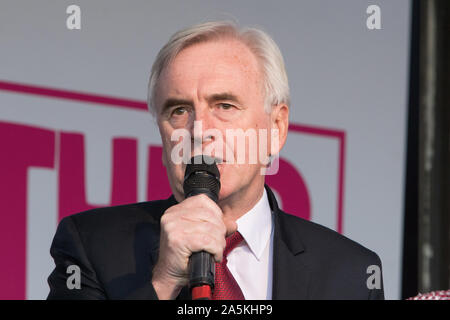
(171, 106, 188, 116)
(218, 103, 234, 110)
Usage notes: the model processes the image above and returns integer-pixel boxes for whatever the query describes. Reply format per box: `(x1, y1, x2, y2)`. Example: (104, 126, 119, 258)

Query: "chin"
(217, 177, 244, 201)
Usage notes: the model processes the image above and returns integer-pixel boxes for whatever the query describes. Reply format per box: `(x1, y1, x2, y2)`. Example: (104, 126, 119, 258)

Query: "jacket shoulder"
(49, 199, 173, 300)
(55, 198, 176, 262)
(64, 198, 174, 233)
(277, 210, 382, 267)
(276, 211, 384, 299)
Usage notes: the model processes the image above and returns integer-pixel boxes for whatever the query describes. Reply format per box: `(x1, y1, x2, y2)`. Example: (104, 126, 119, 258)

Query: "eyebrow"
(206, 92, 241, 104)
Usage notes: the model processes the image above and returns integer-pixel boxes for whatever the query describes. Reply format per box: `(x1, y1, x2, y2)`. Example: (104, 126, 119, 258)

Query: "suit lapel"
(266, 186, 311, 300)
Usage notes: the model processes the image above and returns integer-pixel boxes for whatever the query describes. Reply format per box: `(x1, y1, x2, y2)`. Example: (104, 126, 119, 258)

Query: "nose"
(189, 105, 223, 160)
(190, 107, 216, 144)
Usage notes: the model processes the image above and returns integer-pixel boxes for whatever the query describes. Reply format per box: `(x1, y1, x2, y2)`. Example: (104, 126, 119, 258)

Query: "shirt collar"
(236, 188, 272, 261)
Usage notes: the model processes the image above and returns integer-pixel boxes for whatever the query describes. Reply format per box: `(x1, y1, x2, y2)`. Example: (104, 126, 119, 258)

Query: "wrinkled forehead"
(154, 39, 265, 108)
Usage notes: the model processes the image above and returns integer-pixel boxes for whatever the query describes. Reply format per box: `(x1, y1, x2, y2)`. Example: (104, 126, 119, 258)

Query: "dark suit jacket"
(47, 186, 384, 300)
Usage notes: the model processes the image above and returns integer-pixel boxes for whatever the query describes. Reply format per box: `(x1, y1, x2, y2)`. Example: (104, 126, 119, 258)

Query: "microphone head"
(183, 155, 220, 202)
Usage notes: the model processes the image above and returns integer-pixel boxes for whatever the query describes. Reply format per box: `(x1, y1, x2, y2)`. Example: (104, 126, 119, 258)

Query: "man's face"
(154, 38, 287, 202)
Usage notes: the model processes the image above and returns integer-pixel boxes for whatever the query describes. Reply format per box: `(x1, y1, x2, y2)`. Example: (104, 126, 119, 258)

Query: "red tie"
(213, 231, 245, 300)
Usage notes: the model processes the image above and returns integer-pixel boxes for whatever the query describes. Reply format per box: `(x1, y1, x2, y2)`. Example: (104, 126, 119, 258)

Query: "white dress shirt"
(226, 188, 274, 300)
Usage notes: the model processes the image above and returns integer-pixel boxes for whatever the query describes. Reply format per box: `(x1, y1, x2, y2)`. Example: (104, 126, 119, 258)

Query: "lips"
(189, 153, 224, 164)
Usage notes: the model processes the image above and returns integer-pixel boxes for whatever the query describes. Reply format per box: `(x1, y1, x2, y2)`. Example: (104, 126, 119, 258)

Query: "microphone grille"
(183, 155, 220, 201)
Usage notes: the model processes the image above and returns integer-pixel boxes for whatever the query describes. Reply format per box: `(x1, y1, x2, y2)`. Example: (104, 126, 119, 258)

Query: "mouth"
(193, 154, 225, 165)
(179, 155, 225, 172)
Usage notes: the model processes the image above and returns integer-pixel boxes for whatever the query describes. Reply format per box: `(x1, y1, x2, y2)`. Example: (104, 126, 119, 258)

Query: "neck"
(218, 180, 265, 223)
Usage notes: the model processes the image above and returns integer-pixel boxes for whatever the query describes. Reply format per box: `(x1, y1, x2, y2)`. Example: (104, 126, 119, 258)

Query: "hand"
(151, 194, 236, 299)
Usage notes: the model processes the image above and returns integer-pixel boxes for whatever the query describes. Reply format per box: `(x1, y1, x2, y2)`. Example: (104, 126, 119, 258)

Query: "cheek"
(217, 163, 261, 198)
(160, 134, 172, 166)
(159, 124, 180, 158)
(223, 120, 271, 159)
(159, 125, 185, 178)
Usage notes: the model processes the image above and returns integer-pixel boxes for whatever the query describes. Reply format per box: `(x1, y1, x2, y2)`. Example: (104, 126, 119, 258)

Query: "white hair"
(147, 21, 290, 115)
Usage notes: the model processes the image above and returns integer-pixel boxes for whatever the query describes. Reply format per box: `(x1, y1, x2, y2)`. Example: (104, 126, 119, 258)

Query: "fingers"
(183, 228, 226, 262)
(182, 194, 223, 219)
(154, 193, 228, 292)
(163, 202, 227, 261)
(163, 196, 225, 234)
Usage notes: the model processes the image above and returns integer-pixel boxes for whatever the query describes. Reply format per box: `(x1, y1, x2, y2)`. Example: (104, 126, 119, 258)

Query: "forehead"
(155, 38, 263, 103)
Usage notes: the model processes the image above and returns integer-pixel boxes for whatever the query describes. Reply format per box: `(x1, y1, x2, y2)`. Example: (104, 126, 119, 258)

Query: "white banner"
(0, 0, 411, 299)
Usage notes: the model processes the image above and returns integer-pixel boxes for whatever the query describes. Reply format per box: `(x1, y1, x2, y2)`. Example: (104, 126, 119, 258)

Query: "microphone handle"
(186, 190, 218, 300)
(189, 252, 215, 300)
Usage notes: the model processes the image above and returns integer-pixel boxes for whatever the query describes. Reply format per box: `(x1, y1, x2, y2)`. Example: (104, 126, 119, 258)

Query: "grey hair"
(147, 21, 290, 116)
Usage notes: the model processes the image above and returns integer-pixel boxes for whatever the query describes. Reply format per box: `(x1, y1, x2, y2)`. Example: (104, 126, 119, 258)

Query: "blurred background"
(0, 0, 448, 300)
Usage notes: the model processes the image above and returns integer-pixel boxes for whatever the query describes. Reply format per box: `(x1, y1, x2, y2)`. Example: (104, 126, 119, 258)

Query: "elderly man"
(47, 21, 384, 300)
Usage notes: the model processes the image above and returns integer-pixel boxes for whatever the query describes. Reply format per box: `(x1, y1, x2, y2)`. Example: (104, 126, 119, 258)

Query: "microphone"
(183, 155, 221, 300)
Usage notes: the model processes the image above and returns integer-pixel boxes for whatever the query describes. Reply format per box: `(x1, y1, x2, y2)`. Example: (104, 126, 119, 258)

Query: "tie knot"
(223, 231, 243, 257)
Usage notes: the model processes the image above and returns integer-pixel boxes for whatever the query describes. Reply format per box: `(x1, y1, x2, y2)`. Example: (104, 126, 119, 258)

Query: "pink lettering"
(266, 157, 311, 220)
(146, 146, 172, 201)
(0, 122, 55, 299)
(58, 133, 138, 220)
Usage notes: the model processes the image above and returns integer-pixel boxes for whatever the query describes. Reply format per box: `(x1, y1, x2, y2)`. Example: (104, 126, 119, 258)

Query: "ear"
(270, 103, 289, 154)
